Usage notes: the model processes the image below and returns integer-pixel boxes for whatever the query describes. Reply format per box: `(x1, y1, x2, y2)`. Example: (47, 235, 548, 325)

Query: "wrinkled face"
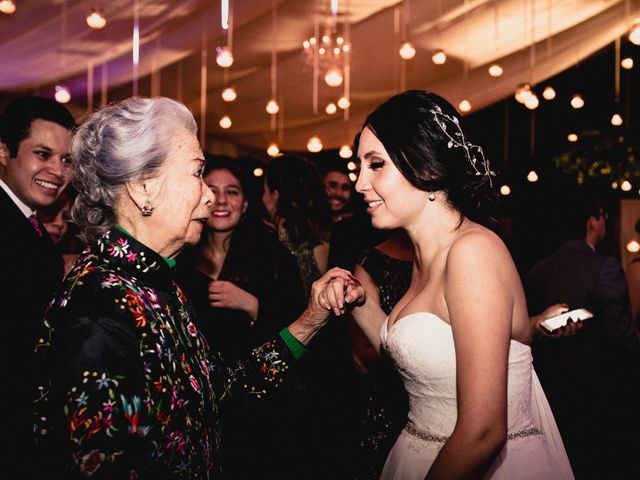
(262, 180, 278, 219)
(355, 126, 424, 229)
(204, 168, 248, 232)
(37, 193, 71, 244)
(150, 129, 214, 252)
(323, 171, 351, 214)
(0, 119, 72, 210)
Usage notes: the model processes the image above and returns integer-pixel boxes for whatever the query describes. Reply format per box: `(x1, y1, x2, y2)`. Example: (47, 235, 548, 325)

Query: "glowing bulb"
(570, 94, 584, 109)
(339, 145, 353, 158)
(611, 181, 619, 189)
(488, 64, 503, 77)
(319, 47, 326, 55)
(347, 161, 357, 171)
(219, 115, 232, 129)
(621, 57, 634, 70)
(265, 99, 280, 115)
(334, 47, 341, 55)
(86, 7, 107, 29)
(348, 172, 357, 182)
(524, 93, 539, 110)
(221, 86, 237, 102)
(303, 40, 310, 49)
(267, 143, 280, 157)
(309, 37, 317, 45)
(611, 113, 623, 126)
(342, 44, 350, 52)
(527, 170, 539, 182)
(500, 185, 511, 196)
(325, 103, 337, 115)
(216, 46, 234, 68)
(458, 100, 471, 112)
(322, 35, 330, 44)
(337, 96, 350, 109)
(336, 36, 344, 45)
(629, 20, 640, 45)
(324, 66, 343, 87)
(0, 0, 16, 15)
(307, 136, 323, 153)
(515, 83, 532, 104)
(621, 180, 632, 191)
(54, 85, 71, 104)
(399, 41, 416, 60)
(567, 133, 578, 142)
(253, 167, 264, 177)
(432, 50, 447, 65)
(542, 86, 556, 100)
(627, 240, 640, 253)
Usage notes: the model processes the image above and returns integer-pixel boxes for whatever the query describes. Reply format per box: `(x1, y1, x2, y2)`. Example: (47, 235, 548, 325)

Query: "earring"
(140, 200, 154, 216)
(428, 192, 436, 202)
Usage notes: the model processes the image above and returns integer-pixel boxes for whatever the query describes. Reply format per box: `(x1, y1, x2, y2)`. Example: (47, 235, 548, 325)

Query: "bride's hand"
(316, 269, 366, 316)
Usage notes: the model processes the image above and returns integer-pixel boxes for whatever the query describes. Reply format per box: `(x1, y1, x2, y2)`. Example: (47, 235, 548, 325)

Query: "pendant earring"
(141, 200, 154, 216)
(428, 192, 436, 202)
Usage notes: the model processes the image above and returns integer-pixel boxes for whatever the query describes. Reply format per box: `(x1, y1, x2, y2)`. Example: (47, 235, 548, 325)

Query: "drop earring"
(140, 200, 154, 216)
(428, 192, 436, 202)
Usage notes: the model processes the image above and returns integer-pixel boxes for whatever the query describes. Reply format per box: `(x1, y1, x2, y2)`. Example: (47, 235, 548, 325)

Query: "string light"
(458, 100, 471, 112)
(627, 240, 640, 253)
(337, 96, 350, 109)
(347, 161, 357, 171)
(265, 99, 280, 115)
(567, 133, 578, 142)
(611, 113, 623, 126)
(488, 64, 503, 77)
(54, 84, 71, 104)
(86, 7, 107, 29)
(399, 41, 416, 60)
(0, 0, 16, 15)
(527, 170, 539, 182)
(432, 50, 446, 64)
(267, 143, 280, 157)
(339, 145, 353, 158)
(307, 136, 323, 153)
(621, 57, 634, 70)
(221, 86, 237, 102)
(325, 102, 337, 115)
(324, 66, 343, 87)
(621, 180, 632, 191)
(219, 115, 232, 129)
(542, 86, 556, 100)
(570, 94, 584, 109)
(253, 167, 264, 177)
(216, 46, 234, 68)
(629, 18, 640, 45)
(500, 185, 511, 196)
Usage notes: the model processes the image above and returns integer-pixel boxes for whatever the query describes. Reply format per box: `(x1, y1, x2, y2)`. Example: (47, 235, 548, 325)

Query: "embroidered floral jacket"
(32, 228, 296, 479)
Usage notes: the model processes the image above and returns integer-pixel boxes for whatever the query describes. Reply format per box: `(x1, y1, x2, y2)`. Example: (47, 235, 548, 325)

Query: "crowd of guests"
(0, 91, 638, 479)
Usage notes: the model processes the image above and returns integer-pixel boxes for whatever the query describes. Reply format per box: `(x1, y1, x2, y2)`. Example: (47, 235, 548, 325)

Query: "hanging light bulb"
(611, 113, 623, 126)
(515, 83, 533, 104)
(621, 57, 634, 70)
(570, 94, 584, 109)
(253, 167, 264, 177)
(0, 0, 16, 15)
(500, 185, 512, 196)
(527, 170, 539, 182)
(324, 66, 344, 87)
(399, 41, 416, 60)
(621, 180, 632, 191)
(458, 100, 471, 112)
(611, 181, 619, 189)
(325, 102, 337, 115)
(542, 86, 556, 100)
(221, 86, 237, 102)
(627, 240, 640, 253)
(307, 136, 323, 153)
(265, 99, 280, 115)
(267, 143, 280, 157)
(348, 172, 357, 182)
(432, 49, 447, 65)
(216, 46, 234, 68)
(339, 145, 353, 158)
(524, 93, 539, 110)
(488, 64, 503, 77)
(54, 85, 71, 104)
(629, 18, 640, 45)
(86, 7, 107, 29)
(567, 133, 578, 142)
(337, 96, 350, 109)
(219, 115, 232, 129)
(347, 161, 357, 171)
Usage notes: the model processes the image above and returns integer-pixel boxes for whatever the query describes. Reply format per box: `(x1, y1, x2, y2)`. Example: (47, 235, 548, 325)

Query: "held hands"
(530, 303, 584, 339)
(314, 267, 366, 317)
(208, 280, 259, 320)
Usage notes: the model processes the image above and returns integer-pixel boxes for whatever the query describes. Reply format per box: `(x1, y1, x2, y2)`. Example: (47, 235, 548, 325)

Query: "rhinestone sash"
(405, 421, 542, 444)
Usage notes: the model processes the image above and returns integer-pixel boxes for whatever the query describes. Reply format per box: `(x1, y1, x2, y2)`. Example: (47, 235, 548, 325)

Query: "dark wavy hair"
(362, 90, 497, 227)
(264, 154, 330, 248)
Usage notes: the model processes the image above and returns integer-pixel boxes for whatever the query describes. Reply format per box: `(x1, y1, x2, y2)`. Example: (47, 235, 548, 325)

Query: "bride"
(319, 91, 573, 479)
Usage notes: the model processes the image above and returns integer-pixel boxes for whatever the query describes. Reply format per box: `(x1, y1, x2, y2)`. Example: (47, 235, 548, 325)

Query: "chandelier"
(302, 21, 350, 87)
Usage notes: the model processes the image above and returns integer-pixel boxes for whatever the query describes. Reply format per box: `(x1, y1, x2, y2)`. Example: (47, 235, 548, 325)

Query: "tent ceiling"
(1, 0, 638, 152)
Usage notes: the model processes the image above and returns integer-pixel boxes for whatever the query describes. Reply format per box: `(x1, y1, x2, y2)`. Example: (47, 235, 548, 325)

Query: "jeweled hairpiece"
(430, 105, 495, 187)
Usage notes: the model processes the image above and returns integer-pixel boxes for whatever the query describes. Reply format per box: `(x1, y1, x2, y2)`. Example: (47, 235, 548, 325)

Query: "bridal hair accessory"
(140, 200, 154, 216)
(428, 192, 436, 201)
(431, 105, 495, 187)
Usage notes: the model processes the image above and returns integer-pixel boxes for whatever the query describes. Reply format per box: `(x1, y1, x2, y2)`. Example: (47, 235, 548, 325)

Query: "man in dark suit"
(0, 96, 75, 475)
(526, 194, 639, 479)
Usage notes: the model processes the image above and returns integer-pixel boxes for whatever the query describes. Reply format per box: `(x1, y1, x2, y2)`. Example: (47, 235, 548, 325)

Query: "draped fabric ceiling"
(1, 0, 639, 153)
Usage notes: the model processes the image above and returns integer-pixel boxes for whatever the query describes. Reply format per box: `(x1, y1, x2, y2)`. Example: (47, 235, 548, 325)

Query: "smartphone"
(540, 308, 593, 333)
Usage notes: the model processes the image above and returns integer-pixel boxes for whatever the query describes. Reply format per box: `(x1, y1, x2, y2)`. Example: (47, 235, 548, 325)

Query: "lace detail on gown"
(379, 312, 574, 480)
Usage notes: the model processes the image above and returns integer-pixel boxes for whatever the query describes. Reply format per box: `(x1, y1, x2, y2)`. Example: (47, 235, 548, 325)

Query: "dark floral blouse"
(32, 228, 297, 479)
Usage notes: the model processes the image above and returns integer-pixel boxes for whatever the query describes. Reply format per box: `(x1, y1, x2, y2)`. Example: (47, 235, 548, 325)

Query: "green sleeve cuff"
(279, 327, 308, 360)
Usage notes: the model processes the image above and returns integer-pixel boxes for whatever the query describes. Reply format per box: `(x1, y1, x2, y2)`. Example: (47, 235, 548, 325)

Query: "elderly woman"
(31, 97, 342, 478)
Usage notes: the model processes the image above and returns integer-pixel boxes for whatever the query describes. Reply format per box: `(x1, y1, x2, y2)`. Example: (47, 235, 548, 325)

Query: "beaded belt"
(405, 422, 542, 444)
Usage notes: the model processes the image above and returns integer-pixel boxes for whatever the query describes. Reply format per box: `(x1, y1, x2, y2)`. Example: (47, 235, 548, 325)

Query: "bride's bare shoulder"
(447, 225, 511, 269)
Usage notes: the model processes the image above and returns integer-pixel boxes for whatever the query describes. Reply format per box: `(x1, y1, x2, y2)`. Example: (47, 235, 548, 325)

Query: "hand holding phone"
(540, 308, 593, 334)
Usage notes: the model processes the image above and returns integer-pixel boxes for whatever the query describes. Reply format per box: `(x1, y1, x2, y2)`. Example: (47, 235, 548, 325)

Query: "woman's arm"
(427, 232, 512, 479)
(208, 279, 259, 321)
(313, 241, 330, 274)
(351, 264, 383, 371)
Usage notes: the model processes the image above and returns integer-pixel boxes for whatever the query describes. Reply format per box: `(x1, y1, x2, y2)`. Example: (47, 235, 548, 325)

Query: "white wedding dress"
(380, 312, 574, 479)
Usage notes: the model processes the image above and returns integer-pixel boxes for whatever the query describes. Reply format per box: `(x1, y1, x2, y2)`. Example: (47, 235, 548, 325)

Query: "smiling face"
(323, 171, 352, 214)
(144, 129, 214, 256)
(0, 119, 72, 210)
(204, 168, 248, 233)
(355, 126, 427, 229)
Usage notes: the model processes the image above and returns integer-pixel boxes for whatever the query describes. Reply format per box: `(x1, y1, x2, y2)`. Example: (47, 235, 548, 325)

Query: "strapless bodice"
(381, 312, 538, 438)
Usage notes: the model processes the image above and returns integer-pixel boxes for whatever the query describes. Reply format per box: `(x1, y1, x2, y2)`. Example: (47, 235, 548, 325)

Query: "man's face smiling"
(324, 171, 352, 214)
(1, 119, 73, 210)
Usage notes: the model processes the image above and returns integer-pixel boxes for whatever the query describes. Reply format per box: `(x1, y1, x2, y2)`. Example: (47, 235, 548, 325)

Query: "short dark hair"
(0, 96, 75, 156)
(363, 90, 497, 227)
(565, 190, 605, 239)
